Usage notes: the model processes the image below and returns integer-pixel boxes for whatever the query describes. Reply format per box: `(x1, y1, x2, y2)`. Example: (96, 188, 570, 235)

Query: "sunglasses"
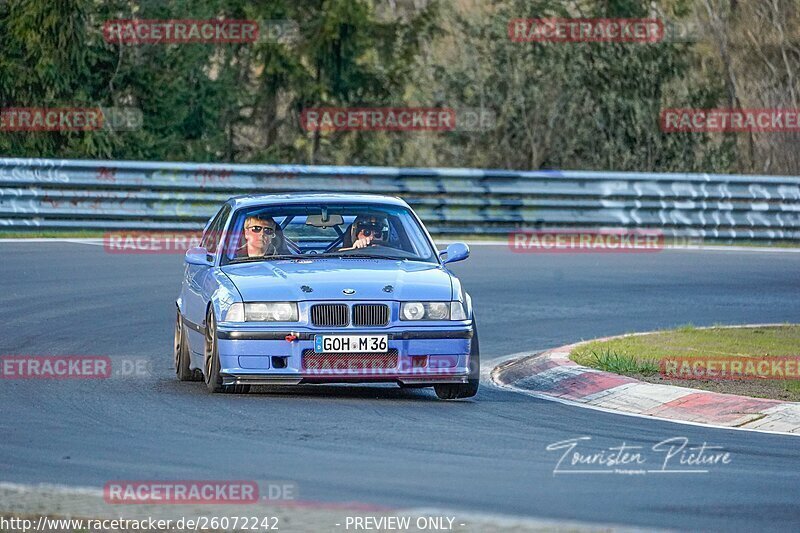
(246, 225, 276, 236)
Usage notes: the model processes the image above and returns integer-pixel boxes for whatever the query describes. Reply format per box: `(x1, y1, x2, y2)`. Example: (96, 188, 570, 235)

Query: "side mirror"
(185, 246, 213, 266)
(440, 242, 470, 264)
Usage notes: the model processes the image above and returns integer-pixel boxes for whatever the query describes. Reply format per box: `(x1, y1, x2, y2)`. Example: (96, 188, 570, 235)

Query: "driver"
(238, 215, 287, 257)
(345, 215, 389, 250)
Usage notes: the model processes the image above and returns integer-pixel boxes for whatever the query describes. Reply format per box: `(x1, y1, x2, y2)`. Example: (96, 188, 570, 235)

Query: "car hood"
(221, 258, 453, 301)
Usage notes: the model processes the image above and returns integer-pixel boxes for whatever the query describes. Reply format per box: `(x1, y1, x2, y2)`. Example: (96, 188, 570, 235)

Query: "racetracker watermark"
(662, 18, 703, 42)
(300, 107, 456, 132)
(507, 229, 700, 253)
(300, 355, 460, 375)
(455, 107, 496, 132)
(0, 356, 110, 379)
(103, 19, 259, 44)
(662, 356, 800, 380)
(0, 355, 152, 379)
(661, 108, 800, 132)
(1, 517, 282, 531)
(0, 107, 142, 131)
(104, 231, 203, 254)
(508, 18, 663, 43)
(260, 20, 300, 44)
(547, 436, 732, 475)
(103, 481, 296, 504)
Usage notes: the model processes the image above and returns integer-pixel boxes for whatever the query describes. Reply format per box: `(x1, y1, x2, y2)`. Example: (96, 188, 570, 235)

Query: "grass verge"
(571, 324, 800, 401)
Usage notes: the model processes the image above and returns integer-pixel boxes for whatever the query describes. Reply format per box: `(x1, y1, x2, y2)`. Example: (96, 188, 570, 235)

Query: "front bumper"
(215, 325, 473, 385)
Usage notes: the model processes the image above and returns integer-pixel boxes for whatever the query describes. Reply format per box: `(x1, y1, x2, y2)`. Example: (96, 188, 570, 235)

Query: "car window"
(201, 204, 230, 254)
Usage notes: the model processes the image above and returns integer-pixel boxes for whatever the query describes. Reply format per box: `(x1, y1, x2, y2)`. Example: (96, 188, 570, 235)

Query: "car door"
(182, 203, 231, 357)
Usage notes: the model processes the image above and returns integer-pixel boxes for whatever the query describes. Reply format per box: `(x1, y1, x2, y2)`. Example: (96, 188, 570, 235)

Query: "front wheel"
(434, 325, 480, 400)
(204, 308, 250, 394)
(174, 309, 196, 381)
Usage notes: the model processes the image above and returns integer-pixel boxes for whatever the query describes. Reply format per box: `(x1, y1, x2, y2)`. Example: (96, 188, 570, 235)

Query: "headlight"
(247, 302, 298, 322)
(225, 302, 299, 322)
(401, 302, 426, 320)
(400, 302, 455, 321)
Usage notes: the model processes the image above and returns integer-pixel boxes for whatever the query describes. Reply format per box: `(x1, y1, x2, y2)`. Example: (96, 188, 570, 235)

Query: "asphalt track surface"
(1, 242, 800, 532)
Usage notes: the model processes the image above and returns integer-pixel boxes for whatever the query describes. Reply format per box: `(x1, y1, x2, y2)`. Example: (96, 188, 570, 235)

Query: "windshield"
(219, 202, 437, 265)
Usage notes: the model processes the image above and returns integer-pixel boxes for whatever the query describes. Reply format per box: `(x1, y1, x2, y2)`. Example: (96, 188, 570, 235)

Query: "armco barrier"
(1, 158, 799, 240)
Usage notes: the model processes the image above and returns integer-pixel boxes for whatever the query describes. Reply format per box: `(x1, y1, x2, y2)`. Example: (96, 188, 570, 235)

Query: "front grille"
(352, 304, 390, 327)
(302, 349, 399, 371)
(310, 304, 349, 327)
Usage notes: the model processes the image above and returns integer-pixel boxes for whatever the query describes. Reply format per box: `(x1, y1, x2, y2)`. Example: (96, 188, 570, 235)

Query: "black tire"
(434, 325, 480, 400)
(174, 309, 195, 381)
(204, 308, 250, 394)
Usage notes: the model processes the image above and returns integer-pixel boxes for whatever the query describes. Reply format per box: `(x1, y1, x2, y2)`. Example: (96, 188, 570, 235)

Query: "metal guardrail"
(1, 158, 799, 240)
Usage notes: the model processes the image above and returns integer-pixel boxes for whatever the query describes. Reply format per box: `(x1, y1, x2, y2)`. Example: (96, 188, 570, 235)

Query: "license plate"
(314, 335, 388, 353)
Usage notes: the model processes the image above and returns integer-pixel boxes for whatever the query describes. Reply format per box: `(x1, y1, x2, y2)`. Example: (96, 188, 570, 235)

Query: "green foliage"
(0, 0, 760, 173)
(0, 0, 434, 163)
(405, 0, 735, 171)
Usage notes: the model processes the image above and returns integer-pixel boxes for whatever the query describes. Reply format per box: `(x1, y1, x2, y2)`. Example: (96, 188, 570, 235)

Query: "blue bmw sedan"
(174, 193, 479, 399)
